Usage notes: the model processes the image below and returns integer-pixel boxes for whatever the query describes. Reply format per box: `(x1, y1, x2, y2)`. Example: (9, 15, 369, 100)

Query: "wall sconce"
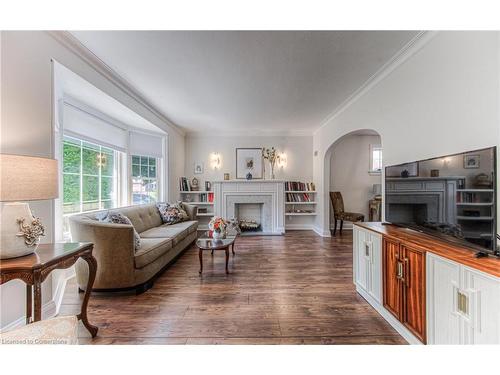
(278, 152, 287, 169)
(211, 153, 221, 170)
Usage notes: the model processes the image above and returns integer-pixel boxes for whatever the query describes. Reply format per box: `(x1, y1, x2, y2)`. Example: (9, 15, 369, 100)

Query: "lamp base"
(0, 202, 40, 259)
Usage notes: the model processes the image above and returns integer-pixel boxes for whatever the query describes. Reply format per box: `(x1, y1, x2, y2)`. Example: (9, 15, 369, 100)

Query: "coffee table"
(196, 231, 237, 274)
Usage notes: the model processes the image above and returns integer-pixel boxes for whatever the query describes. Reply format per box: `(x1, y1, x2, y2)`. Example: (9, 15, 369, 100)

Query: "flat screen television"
(385, 147, 497, 254)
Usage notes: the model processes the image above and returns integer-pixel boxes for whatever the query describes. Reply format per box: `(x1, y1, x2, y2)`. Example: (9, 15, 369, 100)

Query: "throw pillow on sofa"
(95, 211, 141, 250)
(156, 202, 189, 225)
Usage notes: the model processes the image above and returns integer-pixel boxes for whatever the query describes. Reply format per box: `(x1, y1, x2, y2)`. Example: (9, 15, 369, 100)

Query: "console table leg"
(26, 284, 32, 324)
(33, 271, 42, 322)
(78, 255, 98, 337)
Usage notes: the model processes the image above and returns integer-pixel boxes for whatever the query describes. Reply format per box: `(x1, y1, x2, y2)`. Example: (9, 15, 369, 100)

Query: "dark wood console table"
(0, 242, 98, 337)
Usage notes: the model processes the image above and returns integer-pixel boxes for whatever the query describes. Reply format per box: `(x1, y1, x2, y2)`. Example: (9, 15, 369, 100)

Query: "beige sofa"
(69, 203, 198, 294)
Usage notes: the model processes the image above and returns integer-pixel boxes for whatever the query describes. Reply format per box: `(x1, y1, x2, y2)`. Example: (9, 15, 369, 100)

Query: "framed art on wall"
(194, 162, 204, 174)
(236, 148, 263, 179)
(464, 154, 480, 169)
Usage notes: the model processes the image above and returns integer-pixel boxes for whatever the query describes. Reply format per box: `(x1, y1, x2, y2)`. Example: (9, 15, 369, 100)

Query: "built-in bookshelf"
(179, 177, 215, 228)
(285, 181, 316, 232)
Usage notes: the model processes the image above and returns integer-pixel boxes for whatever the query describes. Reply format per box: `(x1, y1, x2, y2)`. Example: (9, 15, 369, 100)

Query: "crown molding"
(314, 31, 439, 135)
(186, 128, 313, 138)
(47, 31, 186, 136)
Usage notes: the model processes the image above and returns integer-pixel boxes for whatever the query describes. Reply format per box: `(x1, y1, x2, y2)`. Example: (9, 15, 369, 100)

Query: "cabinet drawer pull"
(457, 291, 468, 315)
(396, 261, 403, 280)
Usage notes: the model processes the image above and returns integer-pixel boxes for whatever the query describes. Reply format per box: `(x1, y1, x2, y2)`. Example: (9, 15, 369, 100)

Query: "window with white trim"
(62, 136, 121, 235)
(369, 145, 383, 174)
(131, 155, 159, 204)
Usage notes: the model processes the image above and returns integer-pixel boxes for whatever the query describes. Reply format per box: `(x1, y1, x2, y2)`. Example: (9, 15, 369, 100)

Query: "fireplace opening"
(234, 203, 263, 235)
(388, 203, 429, 224)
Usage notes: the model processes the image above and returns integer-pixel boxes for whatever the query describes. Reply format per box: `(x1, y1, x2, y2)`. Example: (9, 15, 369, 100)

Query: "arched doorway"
(321, 129, 382, 235)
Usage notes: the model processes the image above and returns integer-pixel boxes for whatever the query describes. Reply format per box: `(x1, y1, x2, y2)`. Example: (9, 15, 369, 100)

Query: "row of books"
(285, 181, 315, 191)
(198, 192, 214, 203)
(456, 192, 490, 204)
(286, 193, 314, 202)
(179, 177, 191, 191)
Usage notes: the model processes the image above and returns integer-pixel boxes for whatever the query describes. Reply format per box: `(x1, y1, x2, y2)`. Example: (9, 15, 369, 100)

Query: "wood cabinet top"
(355, 222, 500, 278)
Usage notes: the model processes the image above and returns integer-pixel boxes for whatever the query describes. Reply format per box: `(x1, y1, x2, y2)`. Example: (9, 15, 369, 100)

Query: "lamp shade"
(0, 154, 58, 202)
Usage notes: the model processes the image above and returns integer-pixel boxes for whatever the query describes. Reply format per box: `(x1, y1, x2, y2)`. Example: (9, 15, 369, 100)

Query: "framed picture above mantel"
(236, 148, 263, 179)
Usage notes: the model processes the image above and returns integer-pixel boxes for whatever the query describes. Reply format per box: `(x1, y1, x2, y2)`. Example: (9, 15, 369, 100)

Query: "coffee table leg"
(199, 249, 203, 274)
(232, 243, 235, 255)
(79, 254, 99, 337)
(225, 247, 229, 274)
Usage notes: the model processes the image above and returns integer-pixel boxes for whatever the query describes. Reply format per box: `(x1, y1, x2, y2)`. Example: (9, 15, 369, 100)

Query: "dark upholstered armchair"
(329, 192, 364, 236)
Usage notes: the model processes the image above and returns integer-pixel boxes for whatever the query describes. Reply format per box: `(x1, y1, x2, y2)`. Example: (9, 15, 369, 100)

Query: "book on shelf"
(286, 192, 312, 202)
(285, 181, 315, 191)
(179, 177, 190, 192)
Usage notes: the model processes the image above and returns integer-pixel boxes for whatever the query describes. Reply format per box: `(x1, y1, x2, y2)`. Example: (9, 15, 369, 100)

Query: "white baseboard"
(330, 222, 354, 230)
(0, 267, 75, 333)
(313, 226, 331, 237)
(285, 224, 314, 230)
(355, 285, 423, 345)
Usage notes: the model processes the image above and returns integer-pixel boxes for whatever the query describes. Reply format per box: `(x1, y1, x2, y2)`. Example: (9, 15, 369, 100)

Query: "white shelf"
(286, 212, 317, 216)
(456, 189, 494, 192)
(180, 191, 211, 194)
(187, 202, 214, 205)
(456, 216, 494, 221)
(285, 191, 316, 193)
(197, 213, 214, 217)
(285, 202, 316, 204)
(456, 202, 493, 206)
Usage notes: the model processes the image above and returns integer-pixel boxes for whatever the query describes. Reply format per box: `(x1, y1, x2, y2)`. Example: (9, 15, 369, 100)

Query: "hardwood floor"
(60, 230, 406, 344)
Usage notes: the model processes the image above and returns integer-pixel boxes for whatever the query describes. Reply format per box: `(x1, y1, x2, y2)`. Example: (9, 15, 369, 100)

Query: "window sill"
(368, 170, 382, 176)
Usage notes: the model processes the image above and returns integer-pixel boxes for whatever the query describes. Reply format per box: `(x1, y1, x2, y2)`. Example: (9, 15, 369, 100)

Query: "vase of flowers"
(209, 216, 227, 240)
(263, 147, 281, 179)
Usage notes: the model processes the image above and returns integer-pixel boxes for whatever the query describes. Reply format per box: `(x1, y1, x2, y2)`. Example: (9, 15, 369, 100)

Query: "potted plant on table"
(208, 216, 228, 240)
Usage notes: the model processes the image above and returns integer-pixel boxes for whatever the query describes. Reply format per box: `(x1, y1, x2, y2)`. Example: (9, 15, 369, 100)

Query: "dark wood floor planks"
(60, 230, 406, 344)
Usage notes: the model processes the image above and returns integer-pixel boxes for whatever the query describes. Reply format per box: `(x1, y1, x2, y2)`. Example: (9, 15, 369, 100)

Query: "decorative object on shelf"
(194, 162, 204, 174)
(473, 173, 492, 188)
(464, 154, 480, 169)
(0, 154, 58, 259)
(208, 216, 228, 240)
(262, 147, 281, 179)
(224, 173, 230, 180)
(211, 153, 221, 170)
(236, 148, 263, 179)
(430, 169, 440, 177)
(205, 181, 212, 191)
(191, 177, 200, 191)
(246, 172, 253, 180)
(386, 161, 418, 177)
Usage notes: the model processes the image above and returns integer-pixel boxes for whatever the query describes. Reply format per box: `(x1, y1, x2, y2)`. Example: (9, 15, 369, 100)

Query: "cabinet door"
(401, 244, 426, 343)
(426, 253, 461, 344)
(368, 232, 383, 304)
(463, 267, 500, 344)
(353, 227, 369, 291)
(383, 238, 402, 320)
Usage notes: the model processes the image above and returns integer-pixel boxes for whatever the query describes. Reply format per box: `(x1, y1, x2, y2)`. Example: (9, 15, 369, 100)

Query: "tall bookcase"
(179, 191, 214, 230)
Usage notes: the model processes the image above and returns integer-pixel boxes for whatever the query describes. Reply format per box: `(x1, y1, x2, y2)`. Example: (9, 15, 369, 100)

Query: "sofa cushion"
(134, 238, 173, 269)
(139, 221, 198, 245)
(156, 202, 189, 225)
(116, 204, 163, 233)
(98, 212, 141, 250)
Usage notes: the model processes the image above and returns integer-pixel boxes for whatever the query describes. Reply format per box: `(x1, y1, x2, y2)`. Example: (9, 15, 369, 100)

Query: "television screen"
(385, 147, 497, 253)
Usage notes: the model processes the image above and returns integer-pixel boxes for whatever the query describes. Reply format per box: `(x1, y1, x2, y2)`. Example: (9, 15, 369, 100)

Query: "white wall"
(313, 31, 500, 235)
(0, 31, 186, 329)
(329, 134, 382, 226)
(184, 135, 313, 183)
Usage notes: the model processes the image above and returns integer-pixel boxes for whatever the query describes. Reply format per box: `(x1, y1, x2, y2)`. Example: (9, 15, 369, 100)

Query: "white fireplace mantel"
(212, 180, 285, 235)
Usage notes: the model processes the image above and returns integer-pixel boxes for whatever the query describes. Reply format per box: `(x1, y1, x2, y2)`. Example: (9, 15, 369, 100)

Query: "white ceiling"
(71, 31, 419, 135)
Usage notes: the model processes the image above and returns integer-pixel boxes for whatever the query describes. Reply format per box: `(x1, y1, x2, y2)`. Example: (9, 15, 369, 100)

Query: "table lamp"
(0, 154, 58, 259)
